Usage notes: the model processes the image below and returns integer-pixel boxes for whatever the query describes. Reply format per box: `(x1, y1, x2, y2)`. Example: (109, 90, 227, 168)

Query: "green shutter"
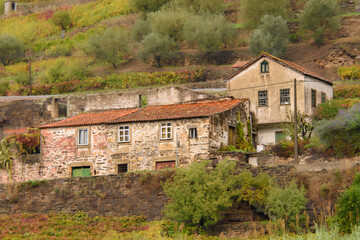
(72, 167, 91, 177)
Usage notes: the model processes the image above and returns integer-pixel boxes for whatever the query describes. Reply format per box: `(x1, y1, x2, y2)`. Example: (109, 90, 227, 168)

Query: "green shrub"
(14, 72, 30, 85)
(337, 173, 360, 233)
(0, 78, 10, 96)
(266, 182, 307, 224)
(163, 160, 240, 228)
(46, 45, 72, 57)
(130, 0, 171, 13)
(313, 100, 341, 121)
(0, 34, 24, 66)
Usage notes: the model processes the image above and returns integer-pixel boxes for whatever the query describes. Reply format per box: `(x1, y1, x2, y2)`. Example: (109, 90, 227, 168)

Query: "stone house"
(30, 98, 249, 180)
(225, 52, 333, 147)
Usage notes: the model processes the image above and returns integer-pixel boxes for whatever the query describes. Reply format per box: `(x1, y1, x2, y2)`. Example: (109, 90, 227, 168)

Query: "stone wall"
(0, 173, 169, 220)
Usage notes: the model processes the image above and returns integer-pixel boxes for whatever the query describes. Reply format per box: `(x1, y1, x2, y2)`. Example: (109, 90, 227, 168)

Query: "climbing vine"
(235, 112, 253, 152)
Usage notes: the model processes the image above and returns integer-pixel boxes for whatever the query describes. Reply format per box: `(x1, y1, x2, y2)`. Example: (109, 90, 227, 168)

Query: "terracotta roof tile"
(232, 61, 249, 68)
(225, 52, 332, 85)
(40, 99, 247, 128)
(39, 109, 140, 129)
(108, 99, 246, 124)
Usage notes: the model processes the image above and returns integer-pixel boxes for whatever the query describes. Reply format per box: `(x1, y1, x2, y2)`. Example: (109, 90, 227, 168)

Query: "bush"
(338, 65, 360, 81)
(85, 28, 129, 69)
(337, 173, 360, 233)
(0, 78, 10, 96)
(266, 182, 307, 224)
(241, 0, 289, 29)
(249, 15, 289, 57)
(6, 128, 41, 154)
(163, 160, 240, 228)
(313, 100, 341, 121)
(334, 84, 360, 99)
(315, 104, 360, 156)
(0, 34, 24, 66)
(300, 0, 340, 45)
(46, 45, 72, 57)
(178, 0, 223, 13)
(51, 10, 72, 32)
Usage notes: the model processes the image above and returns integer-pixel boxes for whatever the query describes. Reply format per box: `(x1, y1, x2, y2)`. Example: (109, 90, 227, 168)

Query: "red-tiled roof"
(39, 109, 140, 129)
(225, 52, 332, 85)
(108, 99, 246, 123)
(40, 98, 247, 128)
(232, 61, 248, 68)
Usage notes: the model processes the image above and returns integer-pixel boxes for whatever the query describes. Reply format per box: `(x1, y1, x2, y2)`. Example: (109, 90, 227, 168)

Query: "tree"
(249, 15, 289, 57)
(282, 110, 314, 141)
(51, 10, 72, 39)
(85, 28, 129, 69)
(183, 13, 237, 52)
(0, 139, 16, 180)
(138, 32, 177, 67)
(130, 0, 171, 13)
(163, 160, 240, 228)
(300, 0, 340, 45)
(241, 0, 289, 29)
(0, 34, 24, 66)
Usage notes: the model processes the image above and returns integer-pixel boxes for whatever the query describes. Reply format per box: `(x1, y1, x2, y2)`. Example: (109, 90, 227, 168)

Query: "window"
(258, 90, 268, 106)
(261, 60, 269, 73)
(118, 164, 128, 173)
(160, 122, 172, 140)
(321, 92, 326, 103)
(118, 125, 130, 143)
(72, 166, 91, 177)
(78, 129, 88, 145)
(139, 95, 148, 108)
(189, 128, 197, 138)
(11, 2, 16, 10)
(280, 89, 290, 105)
(311, 89, 317, 107)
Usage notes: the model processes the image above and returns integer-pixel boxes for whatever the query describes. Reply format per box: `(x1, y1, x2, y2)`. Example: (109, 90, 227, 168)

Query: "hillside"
(0, 0, 359, 96)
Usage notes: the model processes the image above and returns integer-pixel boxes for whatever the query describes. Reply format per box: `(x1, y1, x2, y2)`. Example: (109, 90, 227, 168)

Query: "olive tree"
(0, 34, 24, 66)
(249, 15, 289, 57)
(138, 32, 177, 67)
(85, 28, 129, 69)
(300, 0, 340, 45)
(51, 10, 72, 39)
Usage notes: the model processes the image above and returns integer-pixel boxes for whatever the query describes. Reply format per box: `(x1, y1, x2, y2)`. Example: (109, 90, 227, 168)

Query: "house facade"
(225, 53, 333, 147)
(29, 98, 249, 180)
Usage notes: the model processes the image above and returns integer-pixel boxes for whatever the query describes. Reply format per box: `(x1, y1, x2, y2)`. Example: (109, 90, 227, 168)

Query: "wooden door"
(156, 161, 175, 170)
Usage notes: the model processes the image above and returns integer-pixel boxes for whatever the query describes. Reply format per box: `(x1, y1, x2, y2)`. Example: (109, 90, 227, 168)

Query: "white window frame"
(118, 125, 130, 143)
(280, 89, 290, 105)
(160, 122, 172, 140)
(78, 128, 89, 146)
(189, 128, 197, 138)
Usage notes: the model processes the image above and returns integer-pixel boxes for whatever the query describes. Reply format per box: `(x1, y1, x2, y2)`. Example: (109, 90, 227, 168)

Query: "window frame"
(118, 125, 130, 143)
(311, 89, 317, 107)
(160, 122, 172, 140)
(321, 92, 326, 103)
(77, 128, 89, 146)
(189, 128, 197, 138)
(260, 60, 269, 73)
(258, 90, 268, 106)
(280, 88, 290, 105)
